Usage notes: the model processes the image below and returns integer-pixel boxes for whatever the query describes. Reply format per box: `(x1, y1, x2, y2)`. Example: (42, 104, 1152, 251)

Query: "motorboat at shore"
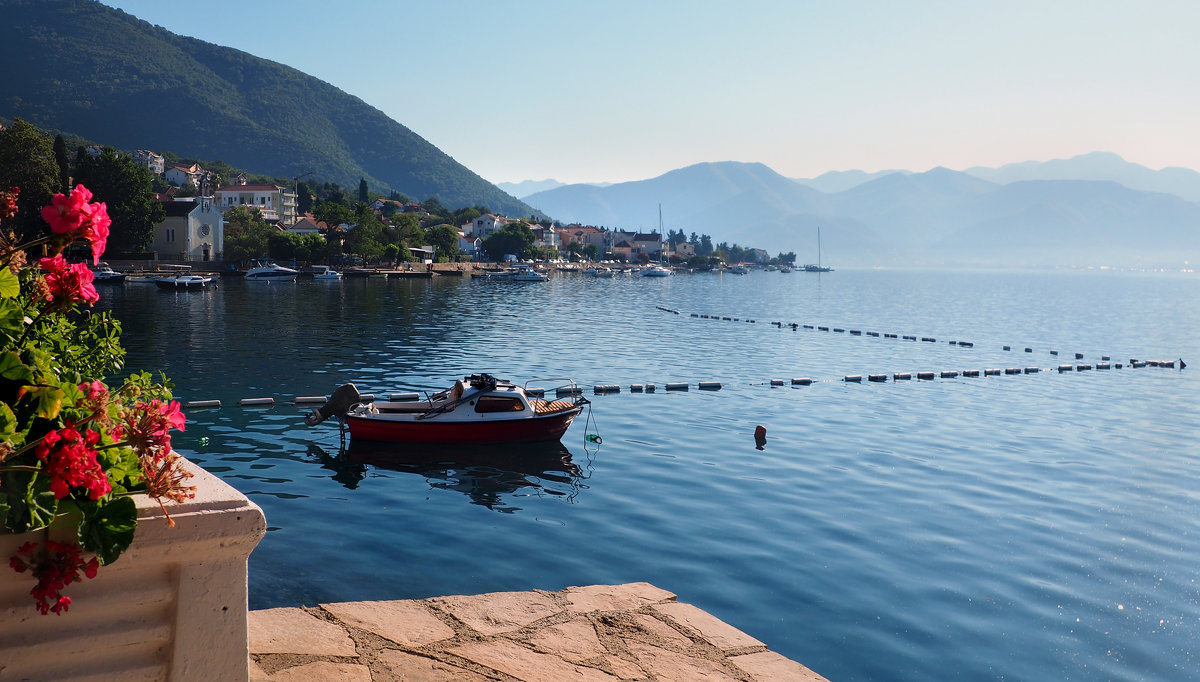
(154, 274, 213, 289)
(640, 264, 672, 277)
(91, 262, 126, 283)
(307, 265, 343, 280)
(305, 374, 589, 444)
(245, 258, 298, 281)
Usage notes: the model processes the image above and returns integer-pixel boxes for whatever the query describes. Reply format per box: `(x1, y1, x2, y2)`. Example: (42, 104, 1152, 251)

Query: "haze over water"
(100, 268, 1199, 681)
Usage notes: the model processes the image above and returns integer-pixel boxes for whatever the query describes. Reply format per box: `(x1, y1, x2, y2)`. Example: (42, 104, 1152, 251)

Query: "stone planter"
(0, 459, 266, 681)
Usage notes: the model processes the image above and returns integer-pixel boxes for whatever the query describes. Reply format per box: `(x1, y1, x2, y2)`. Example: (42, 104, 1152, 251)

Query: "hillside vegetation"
(0, 0, 533, 217)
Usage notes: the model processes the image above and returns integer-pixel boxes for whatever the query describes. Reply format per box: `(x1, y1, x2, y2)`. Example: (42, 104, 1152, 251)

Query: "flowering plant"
(0, 184, 193, 615)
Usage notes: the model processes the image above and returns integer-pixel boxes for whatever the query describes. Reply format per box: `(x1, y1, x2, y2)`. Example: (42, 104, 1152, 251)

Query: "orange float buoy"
(754, 425, 767, 450)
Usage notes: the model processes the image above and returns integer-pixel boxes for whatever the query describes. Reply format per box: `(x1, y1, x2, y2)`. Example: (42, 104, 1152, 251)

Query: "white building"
(132, 150, 165, 175)
(165, 163, 208, 188)
(152, 198, 224, 262)
(470, 214, 507, 239)
(214, 183, 297, 226)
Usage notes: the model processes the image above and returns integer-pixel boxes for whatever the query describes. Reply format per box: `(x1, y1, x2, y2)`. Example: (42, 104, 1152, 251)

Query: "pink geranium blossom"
(33, 425, 111, 501)
(39, 184, 110, 265)
(114, 399, 186, 460)
(39, 254, 99, 307)
(9, 541, 99, 615)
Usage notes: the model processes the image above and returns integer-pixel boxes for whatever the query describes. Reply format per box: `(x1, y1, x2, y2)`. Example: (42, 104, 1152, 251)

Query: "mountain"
(939, 180, 1200, 266)
(526, 162, 891, 264)
(527, 161, 1200, 268)
(793, 168, 909, 194)
(0, 0, 533, 216)
(964, 152, 1200, 203)
(496, 179, 568, 198)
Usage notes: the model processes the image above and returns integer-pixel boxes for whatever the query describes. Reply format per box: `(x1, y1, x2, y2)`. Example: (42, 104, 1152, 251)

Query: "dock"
(249, 582, 828, 681)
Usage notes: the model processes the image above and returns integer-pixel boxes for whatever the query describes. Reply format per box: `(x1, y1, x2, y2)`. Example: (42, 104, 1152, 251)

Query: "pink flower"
(39, 185, 110, 265)
(114, 399, 186, 461)
(9, 541, 99, 615)
(34, 425, 111, 501)
(41, 185, 91, 234)
(80, 201, 110, 265)
(39, 254, 99, 307)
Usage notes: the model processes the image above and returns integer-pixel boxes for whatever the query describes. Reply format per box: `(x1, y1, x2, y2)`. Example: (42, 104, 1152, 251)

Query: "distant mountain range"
(0, 0, 534, 217)
(524, 158, 1200, 268)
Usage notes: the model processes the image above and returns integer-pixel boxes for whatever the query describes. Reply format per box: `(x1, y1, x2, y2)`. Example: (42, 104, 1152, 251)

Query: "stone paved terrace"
(248, 582, 830, 681)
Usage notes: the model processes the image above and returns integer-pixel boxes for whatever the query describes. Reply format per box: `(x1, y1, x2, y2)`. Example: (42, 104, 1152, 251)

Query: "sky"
(100, 0, 1200, 185)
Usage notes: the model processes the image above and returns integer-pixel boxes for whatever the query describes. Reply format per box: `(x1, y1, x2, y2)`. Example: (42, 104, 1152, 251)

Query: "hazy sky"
(101, 0, 1199, 185)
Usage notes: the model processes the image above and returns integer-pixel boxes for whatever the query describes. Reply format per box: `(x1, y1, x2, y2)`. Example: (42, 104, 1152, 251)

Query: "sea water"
(98, 268, 1200, 681)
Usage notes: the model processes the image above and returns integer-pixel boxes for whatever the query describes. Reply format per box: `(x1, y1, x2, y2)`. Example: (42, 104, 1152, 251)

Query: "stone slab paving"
(249, 582, 830, 681)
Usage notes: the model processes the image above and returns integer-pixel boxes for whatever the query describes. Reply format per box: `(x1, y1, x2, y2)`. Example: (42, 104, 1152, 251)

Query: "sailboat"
(640, 204, 672, 277)
(801, 226, 832, 273)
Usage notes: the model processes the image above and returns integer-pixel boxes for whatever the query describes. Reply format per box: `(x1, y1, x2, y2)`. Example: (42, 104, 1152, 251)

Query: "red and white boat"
(305, 374, 589, 444)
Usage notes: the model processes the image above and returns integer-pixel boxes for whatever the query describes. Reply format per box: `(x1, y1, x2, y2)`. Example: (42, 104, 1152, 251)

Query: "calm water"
(98, 269, 1200, 681)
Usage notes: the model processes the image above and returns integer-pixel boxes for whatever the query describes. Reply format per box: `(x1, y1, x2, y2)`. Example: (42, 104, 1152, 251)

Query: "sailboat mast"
(817, 226, 822, 270)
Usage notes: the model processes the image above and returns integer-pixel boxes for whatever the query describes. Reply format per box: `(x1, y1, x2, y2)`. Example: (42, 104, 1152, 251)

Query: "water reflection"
(307, 441, 592, 512)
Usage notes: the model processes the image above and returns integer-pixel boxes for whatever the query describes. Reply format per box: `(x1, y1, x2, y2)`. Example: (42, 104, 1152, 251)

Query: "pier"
(248, 582, 827, 681)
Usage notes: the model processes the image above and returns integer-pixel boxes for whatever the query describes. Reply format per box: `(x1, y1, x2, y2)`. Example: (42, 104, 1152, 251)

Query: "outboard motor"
(305, 383, 361, 426)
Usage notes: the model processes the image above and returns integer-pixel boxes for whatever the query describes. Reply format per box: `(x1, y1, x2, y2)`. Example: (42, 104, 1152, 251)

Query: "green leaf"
(0, 351, 33, 383)
(0, 268, 17, 299)
(0, 401, 16, 442)
(26, 385, 65, 420)
(78, 496, 137, 565)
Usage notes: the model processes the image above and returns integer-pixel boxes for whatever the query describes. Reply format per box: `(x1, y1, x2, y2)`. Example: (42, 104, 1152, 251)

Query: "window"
(474, 396, 525, 413)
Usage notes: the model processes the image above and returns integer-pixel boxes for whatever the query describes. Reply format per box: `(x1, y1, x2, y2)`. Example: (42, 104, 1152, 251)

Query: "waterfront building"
(215, 182, 298, 226)
(152, 197, 224, 262)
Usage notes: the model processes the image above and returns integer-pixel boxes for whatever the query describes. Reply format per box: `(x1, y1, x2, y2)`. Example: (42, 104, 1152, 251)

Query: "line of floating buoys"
(682, 306, 1167, 364)
(655, 306, 681, 315)
(844, 375, 862, 382)
(593, 384, 620, 393)
(665, 382, 689, 391)
(294, 396, 328, 404)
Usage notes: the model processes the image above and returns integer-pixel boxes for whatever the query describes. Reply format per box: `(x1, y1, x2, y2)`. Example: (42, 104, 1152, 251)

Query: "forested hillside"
(0, 0, 533, 217)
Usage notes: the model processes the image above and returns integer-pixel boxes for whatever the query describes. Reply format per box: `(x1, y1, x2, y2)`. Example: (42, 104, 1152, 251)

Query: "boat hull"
(345, 408, 582, 444)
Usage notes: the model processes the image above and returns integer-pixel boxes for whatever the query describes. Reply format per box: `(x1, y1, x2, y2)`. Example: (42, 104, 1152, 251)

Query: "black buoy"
(1181, 358, 1187, 370)
(754, 425, 767, 451)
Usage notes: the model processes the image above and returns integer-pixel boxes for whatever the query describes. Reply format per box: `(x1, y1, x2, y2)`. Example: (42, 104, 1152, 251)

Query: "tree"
(344, 205, 386, 262)
(426, 224, 461, 261)
(295, 180, 314, 215)
(583, 244, 599, 260)
(422, 196, 445, 217)
(392, 212, 423, 246)
(0, 119, 60, 241)
(357, 177, 369, 204)
(52, 134, 70, 192)
(222, 205, 273, 264)
(481, 222, 536, 261)
(72, 147, 165, 255)
(313, 199, 354, 229)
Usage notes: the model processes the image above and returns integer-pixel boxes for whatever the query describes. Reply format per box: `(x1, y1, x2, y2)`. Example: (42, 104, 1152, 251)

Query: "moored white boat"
(91, 262, 125, 283)
(154, 274, 213, 289)
(305, 374, 589, 444)
(640, 265, 672, 277)
(309, 265, 343, 280)
(245, 258, 298, 281)
(511, 264, 547, 281)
